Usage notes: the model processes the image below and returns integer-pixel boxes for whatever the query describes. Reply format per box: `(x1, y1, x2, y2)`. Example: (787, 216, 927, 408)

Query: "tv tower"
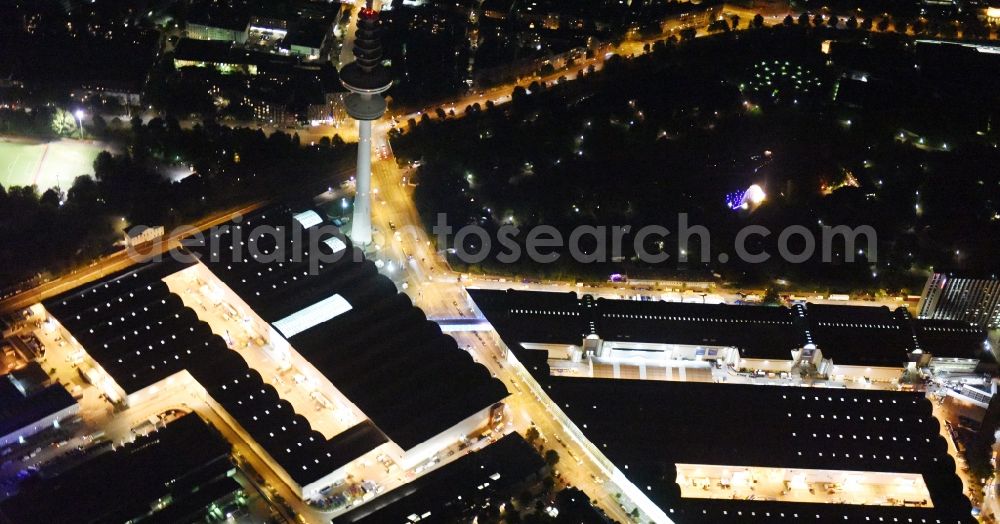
(341, 0, 392, 246)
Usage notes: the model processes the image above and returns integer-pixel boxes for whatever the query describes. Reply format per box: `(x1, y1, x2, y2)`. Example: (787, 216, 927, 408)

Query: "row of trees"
(704, 10, 994, 40)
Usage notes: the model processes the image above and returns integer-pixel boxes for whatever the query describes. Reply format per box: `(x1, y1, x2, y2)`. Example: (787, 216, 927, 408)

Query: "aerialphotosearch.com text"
(432, 213, 877, 266)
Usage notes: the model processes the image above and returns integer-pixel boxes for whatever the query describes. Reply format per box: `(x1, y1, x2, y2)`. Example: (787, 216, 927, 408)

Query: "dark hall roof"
(190, 358, 388, 485)
(516, 347, 973, 523)
(470, 290, 986, 366)
(0, 414, 232, 524)
(912, 319, 992, 361)
(174, 38, 235, 63)
(803, 303, 916, 366)
(188, 206, 509, 451)
(595, 298, 806, 360)
(287, 24, 328, 48)
(469, 288, 587, 344)
(6, 361, 51, 395)
(45, 259, 209, 395)
(0, 380, 75, 438)
(42, 259, 387, 487)
(335, 433, 545, 523)
(186, 9, 250, 32)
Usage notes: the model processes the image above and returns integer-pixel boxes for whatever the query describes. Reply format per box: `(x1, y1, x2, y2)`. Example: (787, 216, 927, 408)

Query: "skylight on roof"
(293, 210, 324, 229)
(273, 294, 352, 338)
(323, 236, 347, 254)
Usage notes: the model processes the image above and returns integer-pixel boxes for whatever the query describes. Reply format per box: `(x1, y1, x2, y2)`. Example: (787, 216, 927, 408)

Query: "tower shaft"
(351, 119, 374, 246)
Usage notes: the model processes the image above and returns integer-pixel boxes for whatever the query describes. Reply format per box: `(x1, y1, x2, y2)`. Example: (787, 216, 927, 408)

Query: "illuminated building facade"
(919, 272, 1000, 329)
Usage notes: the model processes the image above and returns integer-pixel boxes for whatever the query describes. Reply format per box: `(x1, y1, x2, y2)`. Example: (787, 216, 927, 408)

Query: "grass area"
(0, 138, 106, 191)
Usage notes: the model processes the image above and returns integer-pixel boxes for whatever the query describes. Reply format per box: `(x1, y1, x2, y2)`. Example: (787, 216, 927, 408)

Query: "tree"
(762, 287, 782, 305)
(679, 27, 696, 40)
(66, 175, 100, 209)
(542, 475, 556, 492)
(90, 115, 108, 138)
(813, 14, 824, 27)
(942, 22, 958, 38)
(92, 151, 115, 181)
(435, 107, 446, 119)
(798, 13, 810, 26)
(783, 15, 794, 27)
(730, 14, 741, 30)
(40, 188, 62, 208)
(964, 19, 989, 39)
(512, 85, 528, 102)
(876, 18, 889, 32)
(544, 449, 560, 467)
(147, 116, 164, 132)
(525, 426, 540, 443)
(752, 14, 764, 29)
(861, 17, 873, 31)
(708, 19, 730, 33)
(846, 16, 858, 30)
(828, 15, 839, 28)
(51, 109, 77, 137)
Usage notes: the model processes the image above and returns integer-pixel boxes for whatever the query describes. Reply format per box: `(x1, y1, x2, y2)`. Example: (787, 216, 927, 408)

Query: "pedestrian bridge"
(430, 317, 494, 332)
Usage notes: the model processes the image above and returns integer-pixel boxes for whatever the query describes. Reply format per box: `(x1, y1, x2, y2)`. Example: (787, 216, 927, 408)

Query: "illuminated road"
(0, 201, 265, 316)
(364, 153, 650, 521)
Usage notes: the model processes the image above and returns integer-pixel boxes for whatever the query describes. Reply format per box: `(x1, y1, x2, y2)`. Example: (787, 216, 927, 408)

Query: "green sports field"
(0, 139, 106, 191)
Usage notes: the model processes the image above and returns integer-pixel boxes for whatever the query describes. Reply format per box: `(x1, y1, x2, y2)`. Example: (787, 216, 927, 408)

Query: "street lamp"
(74, 109, 85, 138)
